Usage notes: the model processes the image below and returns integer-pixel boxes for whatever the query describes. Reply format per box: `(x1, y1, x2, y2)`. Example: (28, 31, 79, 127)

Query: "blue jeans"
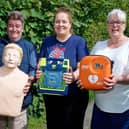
(91, 104, 129, 129)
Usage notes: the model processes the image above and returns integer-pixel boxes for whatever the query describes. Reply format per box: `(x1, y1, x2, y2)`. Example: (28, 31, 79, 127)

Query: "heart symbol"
(88, 75, 98, 84)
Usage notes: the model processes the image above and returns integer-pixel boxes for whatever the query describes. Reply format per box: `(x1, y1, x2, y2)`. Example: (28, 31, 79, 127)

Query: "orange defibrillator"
(79, 55, 112, 90)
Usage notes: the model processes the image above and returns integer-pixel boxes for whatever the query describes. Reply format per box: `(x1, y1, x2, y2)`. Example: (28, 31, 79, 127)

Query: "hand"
(36, 69, 42, 80)
(63, 67, 75, 84)
(103, 75, 118, 90)
(36, 62, 42, 80)
(76, 79, 85, 90)
(23, 76, 34, 95)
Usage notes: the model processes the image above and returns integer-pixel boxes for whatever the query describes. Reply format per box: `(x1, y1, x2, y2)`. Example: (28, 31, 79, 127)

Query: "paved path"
(83, 101, 94, 129)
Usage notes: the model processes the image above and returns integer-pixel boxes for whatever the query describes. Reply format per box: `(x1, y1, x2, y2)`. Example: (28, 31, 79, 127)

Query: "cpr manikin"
(0, 43, 28, 117)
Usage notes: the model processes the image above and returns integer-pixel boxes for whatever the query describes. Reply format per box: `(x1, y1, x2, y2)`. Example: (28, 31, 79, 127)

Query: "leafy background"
(0, 0, 129, 128)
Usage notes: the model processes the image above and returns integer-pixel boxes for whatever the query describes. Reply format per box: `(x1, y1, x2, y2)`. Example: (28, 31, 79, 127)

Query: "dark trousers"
(44, 91, 89, 129)
(91, 104, 129, 129)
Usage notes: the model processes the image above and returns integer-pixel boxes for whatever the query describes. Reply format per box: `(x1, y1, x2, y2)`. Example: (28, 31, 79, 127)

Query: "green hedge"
(0, 0, 129, 51)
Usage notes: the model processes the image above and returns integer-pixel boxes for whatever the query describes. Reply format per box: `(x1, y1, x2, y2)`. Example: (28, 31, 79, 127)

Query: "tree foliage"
(1, 0, 129, 51)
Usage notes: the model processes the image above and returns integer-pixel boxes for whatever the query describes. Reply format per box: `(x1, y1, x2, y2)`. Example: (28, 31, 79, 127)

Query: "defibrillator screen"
(94, 63, 103, 69)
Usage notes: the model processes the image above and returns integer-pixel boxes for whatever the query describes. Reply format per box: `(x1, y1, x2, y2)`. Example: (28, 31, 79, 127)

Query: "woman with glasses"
(90, 9, 129, 129)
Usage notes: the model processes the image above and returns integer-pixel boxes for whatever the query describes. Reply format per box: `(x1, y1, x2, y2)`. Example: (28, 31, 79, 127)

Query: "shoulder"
(0, 38, 8, 47)
(18, 69, 28, 79)
(71, 34, 85, 41)
(17, 70, 28, 84)
(20, 38, 36, 50)
(68, 34, 86, 46)
(0, 39, 8, 55)
(41, 35, 57, 47)
(43, 35, 56, 42)
(126, 39, 129, 46)
(21, 38, 34, 46)
(90, 40, 108, 55)
(94, 40, 108, 48)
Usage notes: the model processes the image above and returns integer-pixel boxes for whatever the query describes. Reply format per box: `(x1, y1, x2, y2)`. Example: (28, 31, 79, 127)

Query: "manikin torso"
(0, 45, 28, 117)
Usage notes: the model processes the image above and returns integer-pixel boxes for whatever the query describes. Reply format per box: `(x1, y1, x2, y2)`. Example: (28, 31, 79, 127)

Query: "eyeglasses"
(107, 21, 125, 25)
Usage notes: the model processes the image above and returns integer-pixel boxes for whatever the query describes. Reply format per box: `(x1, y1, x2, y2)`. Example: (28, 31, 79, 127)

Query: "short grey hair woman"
(91, 8, 129, 129)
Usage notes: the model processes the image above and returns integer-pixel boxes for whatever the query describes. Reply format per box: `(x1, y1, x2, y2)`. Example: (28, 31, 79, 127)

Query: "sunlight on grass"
(29, 113, 46, 129)
(89, 90, 94, 102)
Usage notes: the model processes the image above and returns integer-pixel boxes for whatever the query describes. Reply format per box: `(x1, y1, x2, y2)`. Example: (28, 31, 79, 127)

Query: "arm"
(28, 46, 37, 77)
(36, 38, 47, 80)
(24, 45, 37, 94)
(63, 37, 89, 85)
(36, 59, 42, 80)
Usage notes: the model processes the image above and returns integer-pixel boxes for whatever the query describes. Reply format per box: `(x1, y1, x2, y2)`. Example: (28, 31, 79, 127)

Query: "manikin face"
(3, 48, 21, 68)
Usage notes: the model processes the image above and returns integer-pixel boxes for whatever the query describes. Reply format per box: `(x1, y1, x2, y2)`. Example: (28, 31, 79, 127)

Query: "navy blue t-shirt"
(39, 34, 89, 96)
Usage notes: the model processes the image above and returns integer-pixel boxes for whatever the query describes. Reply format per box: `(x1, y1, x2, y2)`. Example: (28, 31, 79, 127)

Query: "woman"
(90, 9, 129, 129)
(38, 7, 89, 129)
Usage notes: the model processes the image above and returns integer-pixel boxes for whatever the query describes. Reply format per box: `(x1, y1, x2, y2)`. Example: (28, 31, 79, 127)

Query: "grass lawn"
(28, 94, 47, 129)
(29, 114, 46, 129)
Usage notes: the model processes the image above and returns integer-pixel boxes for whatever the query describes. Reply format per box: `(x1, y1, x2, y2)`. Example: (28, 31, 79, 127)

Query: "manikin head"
(2, 43, 23, 69)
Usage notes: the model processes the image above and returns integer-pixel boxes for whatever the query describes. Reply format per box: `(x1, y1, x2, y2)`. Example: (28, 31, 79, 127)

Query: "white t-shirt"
(91, 40, 129, 113)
